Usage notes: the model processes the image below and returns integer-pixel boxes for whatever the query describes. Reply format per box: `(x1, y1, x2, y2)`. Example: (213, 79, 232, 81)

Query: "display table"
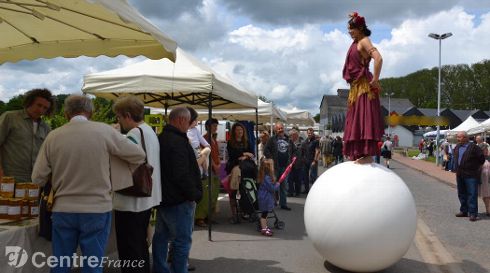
(0, 217, 118, 273)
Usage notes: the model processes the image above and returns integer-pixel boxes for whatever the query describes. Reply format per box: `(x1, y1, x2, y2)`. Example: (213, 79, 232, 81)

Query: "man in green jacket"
(0, 88, 54, 183)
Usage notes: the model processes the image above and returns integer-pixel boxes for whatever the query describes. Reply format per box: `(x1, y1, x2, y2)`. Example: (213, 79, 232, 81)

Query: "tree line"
(380, 59, 490, 110)
(2, 59, 489, 126)
(0, 94, 115, 129)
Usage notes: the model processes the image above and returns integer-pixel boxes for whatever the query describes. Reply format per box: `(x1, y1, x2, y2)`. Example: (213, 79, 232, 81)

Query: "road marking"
(414, 218, 465, 273)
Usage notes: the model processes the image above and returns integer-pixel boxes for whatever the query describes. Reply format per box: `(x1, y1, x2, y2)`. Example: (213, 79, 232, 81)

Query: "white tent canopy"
(191, 99, 287, 123)
(82, 47, 257, 109)
(446, 116, 480, 136)
(0, 0, 177, 63)
(423, 130, 449, 138)
(281, 109, 315, 126)
(467, 117, 490, 135)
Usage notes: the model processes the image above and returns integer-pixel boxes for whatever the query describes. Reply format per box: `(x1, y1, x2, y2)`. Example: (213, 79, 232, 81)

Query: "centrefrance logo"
(4, 246, 145, 269)
(5, 246, 28, 268)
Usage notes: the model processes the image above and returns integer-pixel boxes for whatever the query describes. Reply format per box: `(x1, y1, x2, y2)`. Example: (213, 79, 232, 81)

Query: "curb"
(392, 157, 456, 189)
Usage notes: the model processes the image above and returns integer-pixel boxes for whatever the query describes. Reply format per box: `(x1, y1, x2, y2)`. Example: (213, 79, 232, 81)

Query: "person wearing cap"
(342, 12, 384, 164)
(194, 118, 221, 227)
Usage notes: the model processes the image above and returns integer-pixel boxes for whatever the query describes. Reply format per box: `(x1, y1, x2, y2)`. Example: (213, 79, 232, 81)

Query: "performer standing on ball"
(342, 12, 384, 164)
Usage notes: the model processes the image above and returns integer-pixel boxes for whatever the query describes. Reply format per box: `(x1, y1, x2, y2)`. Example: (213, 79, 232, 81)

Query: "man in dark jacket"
(302, 128, 320, 193)
(153, 107, 202, 273)
(289, 129, 304, 197)
(264, 122, 295, 210)
(452, 131, 485, 222)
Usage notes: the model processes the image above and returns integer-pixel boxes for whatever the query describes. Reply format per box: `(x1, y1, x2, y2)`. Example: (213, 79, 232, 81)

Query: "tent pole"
(270, 111, 273, 136)
(270, 104, 273, 136)
(256, 107, 259, 163)
(207, 93, 213, 241)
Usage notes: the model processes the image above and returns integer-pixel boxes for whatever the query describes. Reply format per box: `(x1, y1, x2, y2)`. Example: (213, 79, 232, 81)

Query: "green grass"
(404, 148, 436, 163)
(406, 149, 419, 157)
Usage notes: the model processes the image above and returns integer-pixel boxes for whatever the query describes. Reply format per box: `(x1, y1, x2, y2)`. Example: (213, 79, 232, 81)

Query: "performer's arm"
(361, 38, 383, 89)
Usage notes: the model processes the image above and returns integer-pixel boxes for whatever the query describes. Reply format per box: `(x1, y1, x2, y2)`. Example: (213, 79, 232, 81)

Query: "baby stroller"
(254, 178, 285, 231)
(256, 207, 285, 231)
(237, 159, 259, 222)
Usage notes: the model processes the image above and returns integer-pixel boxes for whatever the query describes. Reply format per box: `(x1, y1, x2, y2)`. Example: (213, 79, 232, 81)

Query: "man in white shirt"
(381, 136, 393, 168)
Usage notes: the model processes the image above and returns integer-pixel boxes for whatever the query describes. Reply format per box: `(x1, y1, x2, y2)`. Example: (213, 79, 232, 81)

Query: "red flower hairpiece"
(349, 11, 366, 28)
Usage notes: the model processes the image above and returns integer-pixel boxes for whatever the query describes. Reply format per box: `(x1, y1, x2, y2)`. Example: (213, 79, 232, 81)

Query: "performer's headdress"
(349, 12, 366, 28)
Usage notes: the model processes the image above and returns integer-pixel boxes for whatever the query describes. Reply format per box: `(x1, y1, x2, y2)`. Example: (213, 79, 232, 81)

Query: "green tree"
(43, 95, 116, 129)
(471, 60, 490, 110)
(313, 113, 320, 122)
(258, 95, 271, 103)
(91, 97, 116, 124)
(380, 59, 490, 110)
(2, 95, 24, 112)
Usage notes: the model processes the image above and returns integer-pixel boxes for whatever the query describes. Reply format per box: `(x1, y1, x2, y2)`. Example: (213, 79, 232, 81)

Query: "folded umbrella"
(278, 156, 297, 184)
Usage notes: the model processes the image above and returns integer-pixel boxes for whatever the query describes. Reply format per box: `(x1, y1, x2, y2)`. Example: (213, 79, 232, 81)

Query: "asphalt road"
(94, 160, 489, 273)
(392, 161, 490, 273)
(187, 161, 490, 273)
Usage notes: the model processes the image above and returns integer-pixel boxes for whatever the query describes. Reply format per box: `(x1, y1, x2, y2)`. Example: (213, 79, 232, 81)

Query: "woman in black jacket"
(226, 122, 254, 223)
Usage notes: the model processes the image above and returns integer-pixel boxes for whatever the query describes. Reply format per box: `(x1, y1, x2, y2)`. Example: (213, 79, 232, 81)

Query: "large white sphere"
(304, 162, 417, 272)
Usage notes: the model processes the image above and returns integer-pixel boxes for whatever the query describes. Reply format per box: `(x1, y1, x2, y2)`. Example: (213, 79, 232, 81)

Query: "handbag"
(381, 145, 388, 156)
(116, 127, 153, 197)
(38, 181, 54, 241)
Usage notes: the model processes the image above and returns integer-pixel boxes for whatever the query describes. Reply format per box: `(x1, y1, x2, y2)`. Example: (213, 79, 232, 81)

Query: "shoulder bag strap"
(137, 127, 149, 164)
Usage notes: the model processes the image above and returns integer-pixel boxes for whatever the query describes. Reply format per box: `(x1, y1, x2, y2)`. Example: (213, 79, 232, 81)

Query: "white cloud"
(229, 25, 310, 53)
(379, 7, 490, 78)
(205, 24, 351, 113)
(0, 85, 6, 102)
(1, 2, 489, 118)
(202, 7, 490, 115)
(270, 84, 289, 100)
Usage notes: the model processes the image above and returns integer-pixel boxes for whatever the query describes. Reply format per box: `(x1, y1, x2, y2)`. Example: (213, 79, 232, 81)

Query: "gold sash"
(348, 77, 379, 105)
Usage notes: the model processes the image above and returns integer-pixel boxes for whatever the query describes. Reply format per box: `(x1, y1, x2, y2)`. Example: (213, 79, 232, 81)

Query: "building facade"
(319, 89, 489, 147)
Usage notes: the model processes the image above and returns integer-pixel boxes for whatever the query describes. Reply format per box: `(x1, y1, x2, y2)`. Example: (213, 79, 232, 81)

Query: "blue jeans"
(446, 155, 453, 171)
(152, 202, 196, 273)
(456, 176, 479, 216)
(276, 165, 288, 207)
(51, 212, 111, 273)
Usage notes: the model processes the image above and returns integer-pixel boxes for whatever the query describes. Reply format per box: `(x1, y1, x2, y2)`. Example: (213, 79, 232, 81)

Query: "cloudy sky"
(1, 0, 490, 115)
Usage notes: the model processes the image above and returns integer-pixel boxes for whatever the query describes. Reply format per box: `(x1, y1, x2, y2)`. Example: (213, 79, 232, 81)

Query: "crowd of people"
(0, 89, 325, 272)
(1, 11, 489, 272)
(1, 90, 489, 273)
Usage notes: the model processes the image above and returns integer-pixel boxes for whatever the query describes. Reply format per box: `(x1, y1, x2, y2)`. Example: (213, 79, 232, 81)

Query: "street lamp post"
(385, 92, 394, 136)
(428, 32, 452, 166)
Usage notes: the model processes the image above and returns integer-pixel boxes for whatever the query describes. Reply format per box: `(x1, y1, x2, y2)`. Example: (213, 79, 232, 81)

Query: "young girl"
(257, 158, 280, 236)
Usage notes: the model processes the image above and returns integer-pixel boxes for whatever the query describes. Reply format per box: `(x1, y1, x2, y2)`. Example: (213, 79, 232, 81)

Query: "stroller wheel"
(274, 221, 285, 230)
